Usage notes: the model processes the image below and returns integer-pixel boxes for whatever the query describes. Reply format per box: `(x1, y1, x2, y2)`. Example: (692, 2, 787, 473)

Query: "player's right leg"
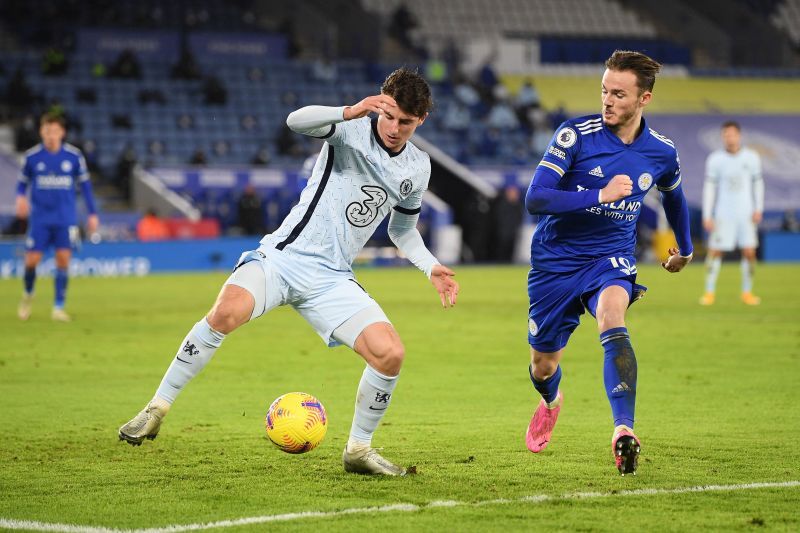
(526, 268, 577, 453)
(18, 250, 42, 320)
(119, 257, 275, 445)
(526, 347, 564, 453)
(18, 224, 49, 320)
(700, 249, 722, 305)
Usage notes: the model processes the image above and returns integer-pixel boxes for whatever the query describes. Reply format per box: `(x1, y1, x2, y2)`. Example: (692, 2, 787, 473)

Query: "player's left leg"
(595, 284, 641, 475)
(332, 307, 407, 476)
(51, 248, 72, 321)
(740, 247, 760, 305)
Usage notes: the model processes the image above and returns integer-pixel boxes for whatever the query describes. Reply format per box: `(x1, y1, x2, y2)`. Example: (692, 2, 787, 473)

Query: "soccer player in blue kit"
(16, 113, 98, 322)
(523, 51, 693, 475)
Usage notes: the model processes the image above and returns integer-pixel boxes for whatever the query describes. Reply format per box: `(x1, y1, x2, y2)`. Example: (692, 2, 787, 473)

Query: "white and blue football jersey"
(260, 117, 431, 272)
(703, 147, 763, 219)
(531, 114, 681, 272)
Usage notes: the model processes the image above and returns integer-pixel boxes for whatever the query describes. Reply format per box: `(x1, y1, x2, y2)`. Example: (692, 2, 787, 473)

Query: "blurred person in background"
(236, 184, 264, 235)
(492, 184, 523, 262)
(136, 208, 170, 241)
(700, 121, 764, 306)
(15, 112, 99, 322)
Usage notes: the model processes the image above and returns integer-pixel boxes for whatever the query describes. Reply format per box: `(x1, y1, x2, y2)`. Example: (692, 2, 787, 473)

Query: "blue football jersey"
(531, 114, 681, 272)
(20, 143, 90, 226)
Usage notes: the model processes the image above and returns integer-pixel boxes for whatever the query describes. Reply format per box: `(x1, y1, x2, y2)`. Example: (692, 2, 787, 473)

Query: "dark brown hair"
(40, 111, 66, 128)
(605, 50, 662, 93)
(721, 120, 741, 131)
(381, 67, 433, 117)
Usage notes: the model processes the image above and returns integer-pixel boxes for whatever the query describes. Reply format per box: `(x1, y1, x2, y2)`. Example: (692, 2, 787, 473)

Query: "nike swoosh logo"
(176, 357, 192, 364)
(368, 406, 387, 411)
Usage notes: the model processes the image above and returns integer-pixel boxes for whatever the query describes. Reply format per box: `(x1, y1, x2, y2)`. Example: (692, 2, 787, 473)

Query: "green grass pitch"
(1, 263, 799, 531)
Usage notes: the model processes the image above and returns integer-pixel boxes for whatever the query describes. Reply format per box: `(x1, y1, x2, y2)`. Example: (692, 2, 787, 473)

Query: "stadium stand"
(773, 0, 800, 47)
(1, 0, 798, 263)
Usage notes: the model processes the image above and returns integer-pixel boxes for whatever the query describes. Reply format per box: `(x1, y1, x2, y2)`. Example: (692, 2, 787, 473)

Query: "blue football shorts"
(527, 255, 647, 352)
(26, 224, 79, 252)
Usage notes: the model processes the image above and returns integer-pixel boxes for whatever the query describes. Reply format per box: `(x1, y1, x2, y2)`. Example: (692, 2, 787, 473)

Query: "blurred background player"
(523, 50, 693, 475)
(118, 68, 459, 476)
(15, 112, 99, 322)
(700, 121, 764, 306)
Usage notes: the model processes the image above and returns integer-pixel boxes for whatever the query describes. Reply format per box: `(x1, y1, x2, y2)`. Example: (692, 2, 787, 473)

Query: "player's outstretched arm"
(659, 183, 694, 273)
(387, 209, 458, 307)
(430, 264, 459, 308)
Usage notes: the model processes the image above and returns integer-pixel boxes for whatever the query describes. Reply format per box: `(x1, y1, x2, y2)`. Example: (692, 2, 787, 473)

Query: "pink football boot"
(526, 391, 563, 453)
(612, 425, 641, 476)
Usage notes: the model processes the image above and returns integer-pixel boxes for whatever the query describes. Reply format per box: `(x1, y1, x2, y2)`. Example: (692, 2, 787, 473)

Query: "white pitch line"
(2, 481, 798, 532)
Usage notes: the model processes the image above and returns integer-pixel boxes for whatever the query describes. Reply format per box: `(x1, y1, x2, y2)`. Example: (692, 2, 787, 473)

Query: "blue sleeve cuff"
(16, 181, 27, 196)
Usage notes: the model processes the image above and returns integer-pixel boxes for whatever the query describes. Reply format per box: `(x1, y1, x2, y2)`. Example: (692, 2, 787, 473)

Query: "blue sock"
(54, 268, 68, 309)
(601, 327, 637, 428)
(24, 267, 36, 295)
(529, 364, 561, 404)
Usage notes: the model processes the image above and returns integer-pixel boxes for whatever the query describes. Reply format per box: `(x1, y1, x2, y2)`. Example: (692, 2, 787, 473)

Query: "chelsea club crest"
(400, 178, 413, 198)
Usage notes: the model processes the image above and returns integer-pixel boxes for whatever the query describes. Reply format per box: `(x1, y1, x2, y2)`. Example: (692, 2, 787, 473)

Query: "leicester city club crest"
(61, 160, 73, 173)
(399, 178, 413, 198)
(528, 318, 539, 336)
(637, 172, 653, 191)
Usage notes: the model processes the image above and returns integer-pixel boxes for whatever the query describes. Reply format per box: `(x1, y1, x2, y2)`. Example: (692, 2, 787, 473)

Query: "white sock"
(741, 258, 754, 293)
(705, 256, 722, 293)
(155, 318, 225, 404)
(348, 365, 399, 447)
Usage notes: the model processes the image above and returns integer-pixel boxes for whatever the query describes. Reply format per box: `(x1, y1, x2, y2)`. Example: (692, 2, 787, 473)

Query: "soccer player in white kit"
(700, 121, 764, 306)
(119, 69, 459, 475)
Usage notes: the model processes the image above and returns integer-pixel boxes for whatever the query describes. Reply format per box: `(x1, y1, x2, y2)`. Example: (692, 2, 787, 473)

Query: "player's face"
(601, 69, 651, 130)
(721, 126, 741, 153)
(40, 122, 65, 152)
(377, 106, 427, 152)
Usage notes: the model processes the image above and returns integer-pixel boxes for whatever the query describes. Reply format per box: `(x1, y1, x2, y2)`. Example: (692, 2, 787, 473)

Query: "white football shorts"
(709, 215, 758, 251)
(225, 248, 390, 348)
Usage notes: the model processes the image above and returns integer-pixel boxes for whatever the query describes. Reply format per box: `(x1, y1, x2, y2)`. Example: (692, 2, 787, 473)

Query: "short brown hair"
(40, 112, 66, 128)
(381, 67, 433, 117)
(605, 50, 662, 93)
(721, 120, 741, 131)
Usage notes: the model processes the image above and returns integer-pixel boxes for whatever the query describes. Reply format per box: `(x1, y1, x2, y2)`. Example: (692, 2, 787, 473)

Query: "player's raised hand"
(430, 264, 459, 308)
(15, 196, 29, 219)
(343, 95, 398, 120)
(661, 247, 692, 273)
(599, 175, 633, 203)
